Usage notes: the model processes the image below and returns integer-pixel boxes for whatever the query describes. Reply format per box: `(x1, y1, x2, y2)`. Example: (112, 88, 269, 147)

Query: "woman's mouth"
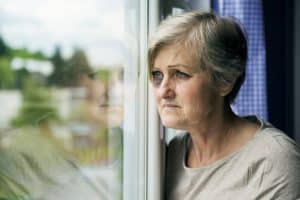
(163, 104, 180, 108)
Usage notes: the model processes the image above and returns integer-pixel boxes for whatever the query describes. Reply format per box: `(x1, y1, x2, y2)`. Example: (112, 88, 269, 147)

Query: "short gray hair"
(148, 11, 247, 104)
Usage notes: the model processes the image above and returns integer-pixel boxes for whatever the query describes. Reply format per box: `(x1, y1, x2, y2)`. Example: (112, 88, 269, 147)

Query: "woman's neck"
(186, 107, 258, 168)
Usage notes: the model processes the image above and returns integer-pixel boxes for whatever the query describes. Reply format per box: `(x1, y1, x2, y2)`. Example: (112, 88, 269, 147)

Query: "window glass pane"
(0, 1, 125, 199)
(122, 0, 149, 199)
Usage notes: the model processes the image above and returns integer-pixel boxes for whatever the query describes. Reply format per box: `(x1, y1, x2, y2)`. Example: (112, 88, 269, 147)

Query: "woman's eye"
(174, 70, 191, 79)
(151, 71, 163, 85)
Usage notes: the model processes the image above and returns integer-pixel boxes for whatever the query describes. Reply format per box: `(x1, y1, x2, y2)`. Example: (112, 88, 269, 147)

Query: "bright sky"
(0, 0, 125, 67)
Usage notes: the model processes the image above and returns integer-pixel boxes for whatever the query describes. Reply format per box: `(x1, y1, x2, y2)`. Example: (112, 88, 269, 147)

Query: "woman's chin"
(161, 117, 184, 129)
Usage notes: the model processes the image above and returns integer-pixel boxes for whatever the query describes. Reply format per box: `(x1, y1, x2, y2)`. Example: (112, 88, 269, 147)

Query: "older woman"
(148, 11, 300, 200)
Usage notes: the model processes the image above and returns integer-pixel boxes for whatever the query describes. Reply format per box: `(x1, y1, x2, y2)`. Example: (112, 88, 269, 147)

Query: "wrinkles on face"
(179, 74, 218, 125)
(152, 45, 222, 130)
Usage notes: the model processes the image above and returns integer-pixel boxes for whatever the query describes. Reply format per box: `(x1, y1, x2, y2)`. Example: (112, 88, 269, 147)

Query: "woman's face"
(151, 44, 223, 130)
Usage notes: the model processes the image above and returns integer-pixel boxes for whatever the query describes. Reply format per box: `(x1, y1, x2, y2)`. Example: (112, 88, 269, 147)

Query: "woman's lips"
(163, 104, 180, 108)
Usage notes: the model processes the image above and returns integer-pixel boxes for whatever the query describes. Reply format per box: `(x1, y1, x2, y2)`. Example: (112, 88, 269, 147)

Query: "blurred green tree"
(0, 36, 15, 89)
(48, 47, 92, 87)
(48, 46, 66, 86)
(0, 35, 10, 57)
(14, 68, 30, 90)
(0, 57, 15, 89)
(64, 48, 92, 86)
(10, 48, 48, 60)
(12, 78, 59, 127)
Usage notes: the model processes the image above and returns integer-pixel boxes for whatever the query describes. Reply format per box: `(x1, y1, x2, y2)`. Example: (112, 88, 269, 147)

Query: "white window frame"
(124, 1, 211, 200)
(123, 0, 161, 200)
(147, 1, 164, 200)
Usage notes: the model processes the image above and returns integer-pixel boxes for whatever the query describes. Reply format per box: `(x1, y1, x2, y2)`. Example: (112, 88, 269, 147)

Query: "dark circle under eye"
(151, 71, 163, 85)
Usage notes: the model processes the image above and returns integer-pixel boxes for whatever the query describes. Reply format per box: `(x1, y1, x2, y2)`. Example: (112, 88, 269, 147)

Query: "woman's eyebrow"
(169, 64, 201, 73)
(151, 67, 161, 71)
(167, 64, 190, 68)
(152, 64, 190, 70)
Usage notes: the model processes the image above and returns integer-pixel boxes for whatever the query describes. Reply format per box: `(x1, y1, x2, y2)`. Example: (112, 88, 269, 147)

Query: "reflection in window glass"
(0, 1, 124, 199)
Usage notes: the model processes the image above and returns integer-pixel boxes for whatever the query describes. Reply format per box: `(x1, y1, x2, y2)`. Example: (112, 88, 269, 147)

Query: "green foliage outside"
(9, 49, 48, 61)
(0, 127, 76, 199)
(47, 46, 65, 86)
(0, 35, 97, 89)
(63, 48, 93, 86)
(0, 35, 49, 90)
(0, 172, 31, 200)
(14, 68, 30, 90)
(47, 47, 93, 87)
(0, 36, 10, 57)
(12, 79, 59, 127)
(88, 68, 111, 82)
(0, 57, 15, 89)
(0, 33, 123, 199)
(0, 36, 15, 89)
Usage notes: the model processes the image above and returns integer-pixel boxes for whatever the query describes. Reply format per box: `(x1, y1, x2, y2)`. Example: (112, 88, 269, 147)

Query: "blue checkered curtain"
(213, 0, 268, 120)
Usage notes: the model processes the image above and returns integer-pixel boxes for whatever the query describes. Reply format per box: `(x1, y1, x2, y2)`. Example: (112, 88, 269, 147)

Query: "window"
(0, 1, 221, 199)
(0, 0, 150, 199)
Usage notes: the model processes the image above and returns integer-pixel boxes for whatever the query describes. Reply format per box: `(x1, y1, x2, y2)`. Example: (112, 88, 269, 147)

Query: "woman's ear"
(219, 82, 235, 97)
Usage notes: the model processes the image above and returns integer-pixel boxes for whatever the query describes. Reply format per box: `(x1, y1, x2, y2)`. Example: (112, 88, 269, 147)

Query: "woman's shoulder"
(252, 124, 300, 178)
(251, 127, 300, 198)
(242, 116, 300, 176)
(256, 126, 300, 159)
(244, 116, 300, 160)
(239, 118, 300, 198)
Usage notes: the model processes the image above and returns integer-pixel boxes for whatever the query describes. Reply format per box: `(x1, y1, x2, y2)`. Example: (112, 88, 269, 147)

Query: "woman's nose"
(158, 77, 175, 99)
